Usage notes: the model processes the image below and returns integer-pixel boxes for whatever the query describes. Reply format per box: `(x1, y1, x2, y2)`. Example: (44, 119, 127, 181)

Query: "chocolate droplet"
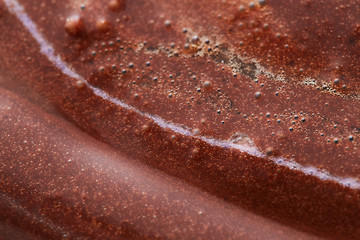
(96, 18, 111, 32)
(64, 15, 85, 36)
(108, 0, 125, 11)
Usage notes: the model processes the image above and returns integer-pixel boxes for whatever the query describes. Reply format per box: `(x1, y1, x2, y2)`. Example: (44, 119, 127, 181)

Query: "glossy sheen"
(0, 0, 359, 239)
(1, 88, 318, 239)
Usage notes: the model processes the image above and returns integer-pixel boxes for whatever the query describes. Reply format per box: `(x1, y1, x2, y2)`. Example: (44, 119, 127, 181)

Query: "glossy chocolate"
(0, 0, 359, 239)
(1, 88, 320, 239)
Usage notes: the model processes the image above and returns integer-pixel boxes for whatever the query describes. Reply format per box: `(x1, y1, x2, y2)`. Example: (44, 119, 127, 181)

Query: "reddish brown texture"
(0, 0, 360, 239)
(6, 0, 359, 177)
(176, 0, 360, 95)
(0, 88, 319, 239)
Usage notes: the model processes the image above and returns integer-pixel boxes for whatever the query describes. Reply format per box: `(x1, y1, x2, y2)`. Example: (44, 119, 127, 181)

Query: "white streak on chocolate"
(4, 0, 360, 189)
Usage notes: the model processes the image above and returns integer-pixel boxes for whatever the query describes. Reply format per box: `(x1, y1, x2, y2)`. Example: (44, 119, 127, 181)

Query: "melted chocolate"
(0, 0, 359, 239)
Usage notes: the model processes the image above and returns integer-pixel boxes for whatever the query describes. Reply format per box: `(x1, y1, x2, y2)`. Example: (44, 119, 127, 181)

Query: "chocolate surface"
(1, 88, 319, 239)
(0, 0, 359, 239)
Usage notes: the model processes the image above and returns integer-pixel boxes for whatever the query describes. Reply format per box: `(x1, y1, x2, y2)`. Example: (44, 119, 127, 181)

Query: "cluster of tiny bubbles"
(238, 0, 266, 13)
(66, 0, 128, 37)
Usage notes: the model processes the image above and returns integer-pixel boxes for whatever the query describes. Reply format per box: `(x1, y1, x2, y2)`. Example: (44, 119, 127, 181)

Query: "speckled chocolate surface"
(0, 0, 359, 239)
(0, 87, 321, 239)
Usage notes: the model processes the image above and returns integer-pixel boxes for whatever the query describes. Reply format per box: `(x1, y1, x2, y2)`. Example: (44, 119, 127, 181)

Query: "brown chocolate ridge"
(0, 87, 319, 239)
